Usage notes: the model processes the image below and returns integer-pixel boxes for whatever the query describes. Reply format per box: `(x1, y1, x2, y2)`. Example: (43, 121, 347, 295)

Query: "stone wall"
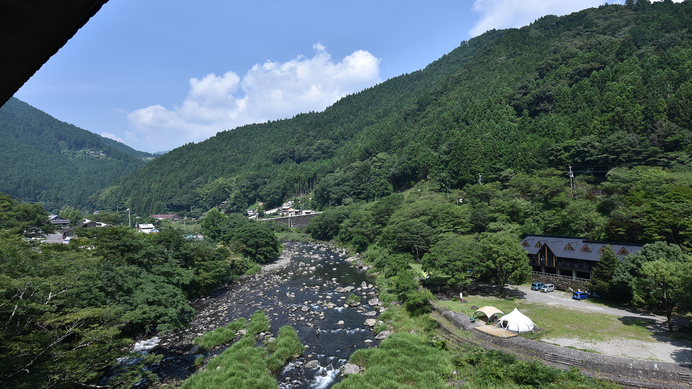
(261, 213, 319, 228)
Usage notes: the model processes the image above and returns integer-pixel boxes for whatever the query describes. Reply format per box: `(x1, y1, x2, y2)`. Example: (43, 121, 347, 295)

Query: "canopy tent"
(495, 308, 536, 334)
(473, 306, 504, 322)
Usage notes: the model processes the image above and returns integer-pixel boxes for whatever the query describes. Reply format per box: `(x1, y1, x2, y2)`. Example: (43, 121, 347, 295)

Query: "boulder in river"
(364, 319, 377, 327)
(305, 360, 319, 369)
(368, 298, 379, 306)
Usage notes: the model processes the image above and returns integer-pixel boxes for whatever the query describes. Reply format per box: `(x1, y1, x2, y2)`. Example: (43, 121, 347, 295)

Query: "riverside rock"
(364, 319, 377, 327)
(375, 330, 391, 340)
(342, 363, 360, 375)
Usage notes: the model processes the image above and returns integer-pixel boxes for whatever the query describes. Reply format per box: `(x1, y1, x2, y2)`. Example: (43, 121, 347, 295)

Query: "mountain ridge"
(0, 97, 155, 211)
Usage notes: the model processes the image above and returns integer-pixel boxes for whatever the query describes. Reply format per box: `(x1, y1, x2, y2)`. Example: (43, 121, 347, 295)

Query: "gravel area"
(513, 285, 666, 321)
(508, 284, 692, 363)
(542, 337, 692, 364)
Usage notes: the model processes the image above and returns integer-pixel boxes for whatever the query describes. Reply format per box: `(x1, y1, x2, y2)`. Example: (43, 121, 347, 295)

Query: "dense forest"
(0, 98, 155, 212)
(90, 1, 692, 220)
(0, 192, 283, 388)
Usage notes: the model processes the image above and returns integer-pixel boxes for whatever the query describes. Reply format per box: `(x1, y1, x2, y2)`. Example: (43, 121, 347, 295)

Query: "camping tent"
(474, 306, 504, 322)
(495, 308, 536, 333)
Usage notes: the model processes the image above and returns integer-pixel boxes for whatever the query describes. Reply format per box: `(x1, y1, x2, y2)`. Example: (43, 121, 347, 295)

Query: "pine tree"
(589, 245, 620, 298)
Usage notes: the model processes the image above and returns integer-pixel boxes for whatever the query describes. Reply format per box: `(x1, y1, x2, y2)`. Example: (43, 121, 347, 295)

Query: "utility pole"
(127, 208, 131, 228)
(569, 164, 575, 199)
(478, 174, 482, 185)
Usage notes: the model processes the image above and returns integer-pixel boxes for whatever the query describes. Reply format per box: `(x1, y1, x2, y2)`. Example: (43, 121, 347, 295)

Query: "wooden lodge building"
(521, 235, 644, 282)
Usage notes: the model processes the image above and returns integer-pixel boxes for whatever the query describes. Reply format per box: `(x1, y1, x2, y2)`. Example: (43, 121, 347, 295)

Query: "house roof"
(521, 235, 643, 262)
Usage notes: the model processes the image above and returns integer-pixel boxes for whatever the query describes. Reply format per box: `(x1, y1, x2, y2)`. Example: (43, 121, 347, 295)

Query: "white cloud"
(469, 0, 609, 37)
(101, 132, 124, 143)
(126, 44, 380, 151)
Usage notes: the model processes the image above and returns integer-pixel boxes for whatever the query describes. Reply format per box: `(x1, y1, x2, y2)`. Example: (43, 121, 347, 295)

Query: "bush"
(507, 360, 560, 386)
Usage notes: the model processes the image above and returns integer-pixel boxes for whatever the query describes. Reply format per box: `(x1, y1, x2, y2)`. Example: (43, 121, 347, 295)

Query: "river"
(146, 241, 382, 388)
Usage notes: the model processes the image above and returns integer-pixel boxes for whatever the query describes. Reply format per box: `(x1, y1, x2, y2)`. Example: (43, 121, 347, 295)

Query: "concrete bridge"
(259, 212, 321, 228)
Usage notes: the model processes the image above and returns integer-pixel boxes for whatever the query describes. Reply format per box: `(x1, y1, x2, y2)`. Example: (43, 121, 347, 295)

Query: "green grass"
(437, 297, 655, 343)
(193, 317, 247, 351)
(180, 315, 304, 389)
(247, 310, 270, 336)
(265, 325, 305, 372)
(334, 304, 619, 389)
(181, 336, 277, 389)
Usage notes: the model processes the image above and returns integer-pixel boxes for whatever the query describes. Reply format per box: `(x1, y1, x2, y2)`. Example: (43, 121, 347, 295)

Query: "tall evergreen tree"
(588, 246, 619, 299)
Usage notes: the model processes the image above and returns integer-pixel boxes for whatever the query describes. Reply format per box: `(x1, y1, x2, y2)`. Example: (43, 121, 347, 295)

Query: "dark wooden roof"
(0, 0, 109, 106)
(521, 235, 643, 262)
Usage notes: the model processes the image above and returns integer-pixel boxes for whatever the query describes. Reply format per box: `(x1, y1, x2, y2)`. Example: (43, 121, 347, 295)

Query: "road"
(513, 284, 666, 322)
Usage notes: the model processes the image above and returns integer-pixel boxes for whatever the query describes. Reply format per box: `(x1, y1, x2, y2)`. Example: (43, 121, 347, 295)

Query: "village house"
(137, 223, 157, 234)
(521, 235, 644, 281)
(150, 214, 181, 221)
(61, 219, 109, 239)
(49, 214, 70, 229)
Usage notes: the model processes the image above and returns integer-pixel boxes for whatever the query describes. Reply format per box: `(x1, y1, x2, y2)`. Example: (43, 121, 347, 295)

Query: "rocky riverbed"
(143, 242, 386, 388)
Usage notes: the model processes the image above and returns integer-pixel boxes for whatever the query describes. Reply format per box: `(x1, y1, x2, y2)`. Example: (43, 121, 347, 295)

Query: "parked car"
(62, 236, 72, 244)
(531, 282, 543, 291)
(540, 284, 555, 293)
(572, 291, 589, 300)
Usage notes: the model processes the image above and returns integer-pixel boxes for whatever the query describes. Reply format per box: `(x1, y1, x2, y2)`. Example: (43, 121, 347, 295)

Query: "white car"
(540, 284, 555, 293)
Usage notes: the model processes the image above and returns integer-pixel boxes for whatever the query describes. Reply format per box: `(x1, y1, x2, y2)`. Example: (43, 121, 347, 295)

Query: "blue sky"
(14, 0, 626, 153)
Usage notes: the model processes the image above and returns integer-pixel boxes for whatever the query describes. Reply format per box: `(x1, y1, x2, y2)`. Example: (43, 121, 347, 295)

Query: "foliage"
(612, 241, 687, 302)
(588, 246, 619, 298)
(0, 196, 252, 387)
(0, 193, 55, 236)
(304, 207, 351, 241)
(225, 222, 282, 264)
(630, 243, 691, 331)
(422, 233, 479, 289)
(0, 97, 150, 211)
(478, 232, 531, 296)
(91, 2, 692, 221)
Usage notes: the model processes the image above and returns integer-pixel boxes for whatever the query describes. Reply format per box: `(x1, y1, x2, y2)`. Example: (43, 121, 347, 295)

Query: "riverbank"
(146, 242, 380, 388)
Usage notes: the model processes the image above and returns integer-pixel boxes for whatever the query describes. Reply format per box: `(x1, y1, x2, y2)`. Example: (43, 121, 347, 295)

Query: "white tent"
(494, 308, 536, 333)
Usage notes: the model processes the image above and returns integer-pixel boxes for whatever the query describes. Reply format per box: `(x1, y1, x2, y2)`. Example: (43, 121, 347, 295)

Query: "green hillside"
(98, 1, 692, 216)
(0, 97, 153, 211)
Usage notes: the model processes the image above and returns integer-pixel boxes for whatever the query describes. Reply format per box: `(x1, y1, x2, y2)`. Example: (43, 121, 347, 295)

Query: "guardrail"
(532, 271, 590, 283)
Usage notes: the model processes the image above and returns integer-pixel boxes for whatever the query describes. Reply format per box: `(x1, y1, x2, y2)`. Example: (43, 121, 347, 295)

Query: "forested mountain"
(0, 97, 154, 211)
(97, 1, 692, 216)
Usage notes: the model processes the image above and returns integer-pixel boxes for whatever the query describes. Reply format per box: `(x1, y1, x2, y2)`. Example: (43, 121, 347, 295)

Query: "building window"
(598, 246, 607, 253)
(564, 243, 574, 251)
(535, 242, 542, 248)
(617, 247, 629, 255)
(580, 245, 591, 252)
(522, 240, 530, 247)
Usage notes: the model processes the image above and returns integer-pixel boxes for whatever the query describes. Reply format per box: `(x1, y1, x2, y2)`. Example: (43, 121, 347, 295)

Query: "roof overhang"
(0, 0, 109, 106)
